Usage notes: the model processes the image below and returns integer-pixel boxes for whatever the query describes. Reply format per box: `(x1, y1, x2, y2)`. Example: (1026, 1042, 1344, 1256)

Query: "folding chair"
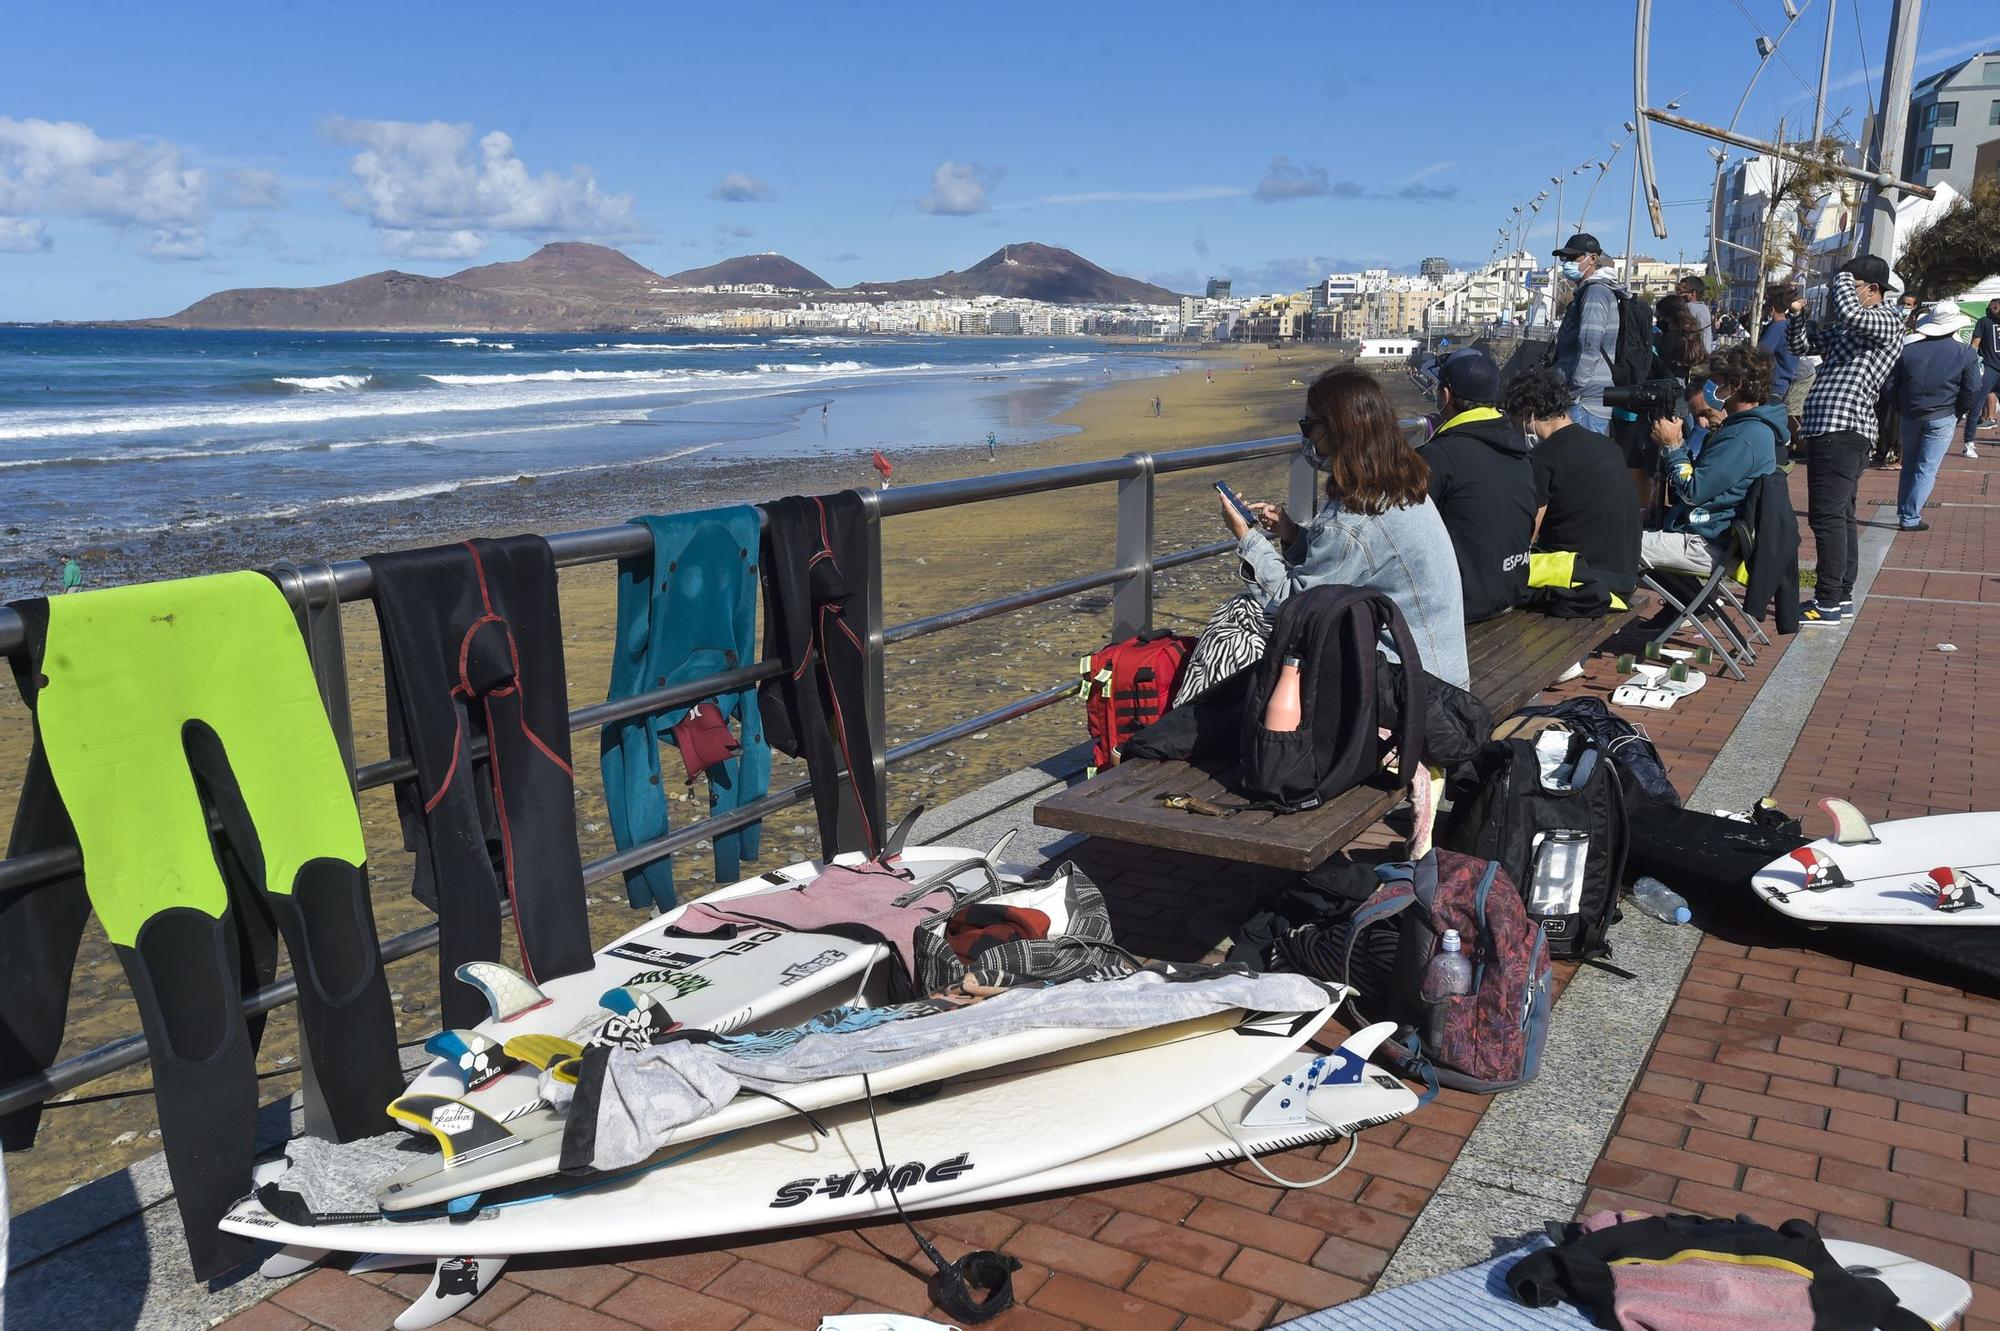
(1639, 475, 1778, 682)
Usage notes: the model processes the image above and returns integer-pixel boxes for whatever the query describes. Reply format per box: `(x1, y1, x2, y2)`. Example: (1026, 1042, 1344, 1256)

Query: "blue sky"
(2, 0, 1995, 320)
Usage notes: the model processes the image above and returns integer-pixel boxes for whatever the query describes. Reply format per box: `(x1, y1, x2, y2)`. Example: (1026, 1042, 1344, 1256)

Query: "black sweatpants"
(0, 605, 400, 1280)
(365, 537, 594, 1029)
(1804, 431, 1870, 606)
(758, 494, 886, 860)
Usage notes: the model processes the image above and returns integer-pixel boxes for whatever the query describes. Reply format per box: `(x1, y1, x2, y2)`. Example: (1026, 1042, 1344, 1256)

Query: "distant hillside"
(664, 253, 830, 289)
(859, 242, 1183, 304)
(144, 239, 1179, 330)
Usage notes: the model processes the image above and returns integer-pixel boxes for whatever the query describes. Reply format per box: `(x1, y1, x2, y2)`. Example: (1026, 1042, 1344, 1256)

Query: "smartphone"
(1214, 481, 1257, 524)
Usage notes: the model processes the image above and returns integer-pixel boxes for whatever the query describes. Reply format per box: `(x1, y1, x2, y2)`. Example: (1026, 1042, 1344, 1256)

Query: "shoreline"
(0, 340, 1414, 1215)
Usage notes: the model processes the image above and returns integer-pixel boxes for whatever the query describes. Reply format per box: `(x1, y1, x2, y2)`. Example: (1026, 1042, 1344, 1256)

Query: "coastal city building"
(1903, 50, 2000, 196)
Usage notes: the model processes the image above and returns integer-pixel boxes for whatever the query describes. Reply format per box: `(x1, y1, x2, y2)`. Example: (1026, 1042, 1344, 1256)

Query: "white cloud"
(919, 160, 1001, 215)
(1039, 186, 1247, 205)
(324, 117, 639, 258)
(0, 117, 211, 258)
(1254, 156, 1359, 203)
(710, 172, 771, 203)
(0, 216, 48, 252)
(223, 168, 282, 209)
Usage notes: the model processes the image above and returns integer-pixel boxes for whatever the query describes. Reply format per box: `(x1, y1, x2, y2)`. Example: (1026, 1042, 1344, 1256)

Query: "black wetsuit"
(365, 536, 593, 1029)
(0, 591, 401, 1281)
(758, 493, 886, 859)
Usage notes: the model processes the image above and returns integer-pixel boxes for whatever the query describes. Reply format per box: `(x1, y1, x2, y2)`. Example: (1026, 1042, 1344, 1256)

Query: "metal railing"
(0, 434, 1318, 1125)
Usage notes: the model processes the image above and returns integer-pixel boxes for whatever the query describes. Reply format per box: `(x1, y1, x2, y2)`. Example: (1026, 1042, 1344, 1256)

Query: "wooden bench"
(1034, 600, 1646, 871)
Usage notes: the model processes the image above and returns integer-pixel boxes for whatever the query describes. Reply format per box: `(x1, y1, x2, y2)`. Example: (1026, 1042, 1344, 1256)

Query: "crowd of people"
(1211, 231, 2000, 667)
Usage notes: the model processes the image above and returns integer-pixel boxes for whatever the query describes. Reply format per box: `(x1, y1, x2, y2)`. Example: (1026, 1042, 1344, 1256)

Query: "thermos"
(1264, 656, 1303, 731)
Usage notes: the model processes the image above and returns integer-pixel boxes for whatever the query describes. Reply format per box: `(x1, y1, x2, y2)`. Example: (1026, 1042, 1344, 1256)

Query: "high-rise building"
(1205, 277, 1232, 300)
(1904, 52, 2000, 197)
(1419, 256, 1450, 279)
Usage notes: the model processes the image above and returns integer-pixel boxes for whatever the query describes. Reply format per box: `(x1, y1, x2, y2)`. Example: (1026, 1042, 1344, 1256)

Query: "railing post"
(1112, 455, 1155, 640)
(1288, 446, 1319, 528)
(859, 490, 892, 842)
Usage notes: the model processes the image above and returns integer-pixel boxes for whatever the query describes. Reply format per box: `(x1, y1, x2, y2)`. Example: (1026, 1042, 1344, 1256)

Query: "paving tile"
(213, 1304, 311, 1331)
(489, 1292, 647, 1331)
(702, 1260, 843, 1328)
(271, 1269, 410, 1331)
(595, 1275, 752, 1331)
(1027, 1274, 1179, 1331)
(1221, 1246, 1366, 1308)
(1002, 1220, 1143, 1287)
(1094, 1210, 1240, 1275)
(1126, 1261, 1280, 1330)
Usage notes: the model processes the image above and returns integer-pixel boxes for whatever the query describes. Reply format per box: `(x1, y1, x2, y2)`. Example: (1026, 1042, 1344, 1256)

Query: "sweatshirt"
(1662, 403, 1784, 541)
(1419, 407, 1535, 622)
(1888, 333, 1984, 421)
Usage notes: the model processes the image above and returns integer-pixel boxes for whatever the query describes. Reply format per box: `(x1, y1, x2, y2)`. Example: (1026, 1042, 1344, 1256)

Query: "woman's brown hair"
(1304, 368, 1430, 516)
(1654, 293, 1704, 377)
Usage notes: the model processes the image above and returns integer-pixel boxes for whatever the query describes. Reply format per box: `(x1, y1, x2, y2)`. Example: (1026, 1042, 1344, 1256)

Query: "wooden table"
(1034, 601, 1647, 871)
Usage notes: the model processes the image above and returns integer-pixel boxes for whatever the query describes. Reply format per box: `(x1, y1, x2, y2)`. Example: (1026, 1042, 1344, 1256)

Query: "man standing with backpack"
(1549, 233, 1624, 438)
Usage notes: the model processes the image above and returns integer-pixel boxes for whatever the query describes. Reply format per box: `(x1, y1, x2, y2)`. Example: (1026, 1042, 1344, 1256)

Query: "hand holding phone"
(1215, 481, 1257, 524)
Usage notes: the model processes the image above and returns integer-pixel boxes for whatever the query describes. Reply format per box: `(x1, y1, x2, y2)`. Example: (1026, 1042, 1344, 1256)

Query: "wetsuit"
(602, 507, 769, 912)
(0, 573, 401, 1279)
(364, 537, 593, 1029)
(758, 493, 886, 861)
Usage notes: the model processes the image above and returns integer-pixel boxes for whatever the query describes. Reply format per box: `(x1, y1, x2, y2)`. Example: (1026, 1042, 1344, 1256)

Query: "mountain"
(663, 253, 830, 289)
(145, 240, 1179, 330)
(858, 242, 1184, 304)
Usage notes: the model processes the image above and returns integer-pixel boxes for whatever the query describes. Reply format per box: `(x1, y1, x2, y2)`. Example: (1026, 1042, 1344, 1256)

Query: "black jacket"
(1420, 410, 1535, 621)
(1739, 470, 1800, 634)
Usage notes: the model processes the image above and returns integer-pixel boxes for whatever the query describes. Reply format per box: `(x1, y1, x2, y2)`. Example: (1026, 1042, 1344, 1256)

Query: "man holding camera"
(1786, 257, 1905, 625)
(1641, 345, 1783, 576)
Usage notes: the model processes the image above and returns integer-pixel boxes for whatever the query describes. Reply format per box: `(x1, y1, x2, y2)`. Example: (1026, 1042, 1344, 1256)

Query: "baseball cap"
(1552, 232, 1603, 260)
(1435, 348, 1501, 404)
(1838, 255, 1893, 290)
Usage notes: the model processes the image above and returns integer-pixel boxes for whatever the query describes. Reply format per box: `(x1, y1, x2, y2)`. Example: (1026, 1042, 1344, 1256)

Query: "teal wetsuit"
(601, 507, 770, 910)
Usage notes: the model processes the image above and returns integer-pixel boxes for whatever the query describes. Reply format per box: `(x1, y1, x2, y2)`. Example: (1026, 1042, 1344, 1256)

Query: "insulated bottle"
(1264, 656, 1303, 732)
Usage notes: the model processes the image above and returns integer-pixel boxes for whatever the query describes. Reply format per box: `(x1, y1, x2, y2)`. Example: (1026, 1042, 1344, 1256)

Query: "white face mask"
(1559, 260, 1585, 282)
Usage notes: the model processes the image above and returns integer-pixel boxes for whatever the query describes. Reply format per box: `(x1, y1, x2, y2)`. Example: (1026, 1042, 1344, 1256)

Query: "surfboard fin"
(1928, 867, 1983, 913)
(882, 803, 927, 862)
(1241, 1022, 1399, 1127)
(1819, 797, 1881, 846)
(454, 961, 550, 1023)
(385, 1094, 518, 1165)
(590, 992, 678, 1049)
(984, 827, 1018, 870)
(1784, 846, 1850, 895)
(423, 1029, 522, 1093)
(392, 1255, 508, 1331)
(499, 1033, 582, 1072)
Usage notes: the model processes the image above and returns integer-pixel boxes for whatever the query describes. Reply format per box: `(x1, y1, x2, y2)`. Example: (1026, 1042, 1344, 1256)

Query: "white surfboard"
(1752, 801, 2000, 926)
(220, 1001, 1350, 1258)
(1822, 1240, 1972, 1327)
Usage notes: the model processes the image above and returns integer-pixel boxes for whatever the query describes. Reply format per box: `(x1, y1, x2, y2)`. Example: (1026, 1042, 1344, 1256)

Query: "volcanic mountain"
(146, 240, 1180, 330)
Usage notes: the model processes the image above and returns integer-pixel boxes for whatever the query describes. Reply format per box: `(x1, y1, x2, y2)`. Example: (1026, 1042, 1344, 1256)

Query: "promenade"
(113, 423, 2000, 1329)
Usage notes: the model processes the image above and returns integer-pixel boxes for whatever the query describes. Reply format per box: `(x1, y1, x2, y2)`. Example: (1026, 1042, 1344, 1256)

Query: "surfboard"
(394, 841, 1024, 1135)
(220, 1000, 1353, 1258)
(1822, 1240, 1972, 1327)
(1751, 801, 2000, 927)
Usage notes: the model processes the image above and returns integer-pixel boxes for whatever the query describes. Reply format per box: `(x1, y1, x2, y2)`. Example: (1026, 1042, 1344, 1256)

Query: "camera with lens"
(1600, 379, 1685, 420)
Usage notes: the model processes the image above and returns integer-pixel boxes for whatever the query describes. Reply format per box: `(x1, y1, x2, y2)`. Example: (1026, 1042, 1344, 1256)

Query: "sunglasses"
(1298, 415, 1326, 440)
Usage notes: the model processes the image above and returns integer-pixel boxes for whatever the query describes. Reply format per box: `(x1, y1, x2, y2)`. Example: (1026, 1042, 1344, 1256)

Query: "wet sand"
(0, 343, 1406, 1214)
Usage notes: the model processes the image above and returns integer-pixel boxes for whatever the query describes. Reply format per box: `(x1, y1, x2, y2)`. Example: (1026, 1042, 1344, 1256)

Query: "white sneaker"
(1966, 444, 1980, 459)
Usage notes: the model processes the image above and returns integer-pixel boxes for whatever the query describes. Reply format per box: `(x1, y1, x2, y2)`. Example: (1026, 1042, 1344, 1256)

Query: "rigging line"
(1851, 0, 1878, 138)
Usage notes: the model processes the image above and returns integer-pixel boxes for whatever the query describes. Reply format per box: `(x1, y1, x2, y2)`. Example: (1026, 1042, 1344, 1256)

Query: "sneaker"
(1801, 601, 1846, 626)
(1967, 444, 1980, 459)
(1901, 520, 1931, 531)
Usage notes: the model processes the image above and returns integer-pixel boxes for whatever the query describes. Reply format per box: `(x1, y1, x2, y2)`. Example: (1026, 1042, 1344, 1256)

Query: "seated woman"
(1499, 367, 1641, 597)
(1641, 343, 1784, 576)
(1214, 367, 1470, 688)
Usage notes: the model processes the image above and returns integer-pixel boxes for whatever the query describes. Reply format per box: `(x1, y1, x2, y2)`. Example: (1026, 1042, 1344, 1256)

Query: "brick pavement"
(229, 429, 1999, 1330)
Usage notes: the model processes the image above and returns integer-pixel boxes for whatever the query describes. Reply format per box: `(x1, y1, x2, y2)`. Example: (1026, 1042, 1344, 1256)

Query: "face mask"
(1559, 261, 1585, 282)
(1298, 437, 1331, 472)
(1702, 380, 1726, 411)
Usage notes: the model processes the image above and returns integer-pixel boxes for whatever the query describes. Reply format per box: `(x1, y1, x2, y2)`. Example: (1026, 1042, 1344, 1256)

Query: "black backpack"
(1437, 730, 1628, 960)
(1236, 585, 1424, 812)
(1510, 696, 1679, 809)
(1544, 283, 1665, 391)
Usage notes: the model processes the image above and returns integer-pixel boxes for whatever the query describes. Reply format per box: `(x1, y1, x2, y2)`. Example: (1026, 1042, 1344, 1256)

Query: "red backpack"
(1078, 630, 1193, 775)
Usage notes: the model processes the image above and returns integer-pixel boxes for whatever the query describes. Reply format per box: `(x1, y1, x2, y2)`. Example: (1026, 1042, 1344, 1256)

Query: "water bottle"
(1420, 929, 1474, 1048)
(1629, 876, 1691, 925)
(1263, 656, 1303, 732)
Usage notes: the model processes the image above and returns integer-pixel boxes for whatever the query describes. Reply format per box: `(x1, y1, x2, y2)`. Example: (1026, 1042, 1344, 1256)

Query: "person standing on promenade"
(1888, 302, 1984, 531)
(1968, 299, 2000, 459)
(58, 555, 82, 594)
(1787, 257, 1904, 625)
(986, 430, 997, 460)
(1678, 275, 1716, 356)
(1759, 286, 1801, 407)
(1548, 233, 1623, 438)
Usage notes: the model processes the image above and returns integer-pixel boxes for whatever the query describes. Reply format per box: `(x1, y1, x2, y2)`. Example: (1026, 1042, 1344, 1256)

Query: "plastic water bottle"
(1420, 929, 1474, 1048)
(1263, 656, 1303, 732)
(1629, 876, 1691, 925)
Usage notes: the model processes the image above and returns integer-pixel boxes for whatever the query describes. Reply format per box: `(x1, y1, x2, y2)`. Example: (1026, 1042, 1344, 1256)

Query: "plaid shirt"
(1788, 272, 1904, 438)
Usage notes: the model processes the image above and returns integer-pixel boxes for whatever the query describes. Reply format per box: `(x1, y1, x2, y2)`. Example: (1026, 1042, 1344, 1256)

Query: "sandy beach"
(0, 341, 1404, 1212)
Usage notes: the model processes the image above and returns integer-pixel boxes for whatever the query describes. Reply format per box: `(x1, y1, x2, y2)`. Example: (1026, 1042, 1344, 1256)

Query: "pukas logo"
(770, 1153, 975, 1208)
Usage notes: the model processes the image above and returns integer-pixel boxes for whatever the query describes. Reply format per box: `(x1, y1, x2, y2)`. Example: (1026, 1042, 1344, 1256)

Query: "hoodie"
(1420, 407, 1534, 621)
(1662, 403, 1784, 541)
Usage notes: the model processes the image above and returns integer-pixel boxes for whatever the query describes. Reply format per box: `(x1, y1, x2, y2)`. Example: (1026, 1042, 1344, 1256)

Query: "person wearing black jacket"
(1420, 349, 1534, 620)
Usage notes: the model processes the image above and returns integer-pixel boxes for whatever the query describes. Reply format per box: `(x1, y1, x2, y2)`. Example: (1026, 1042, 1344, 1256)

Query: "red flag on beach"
(871, 449, 893, 479)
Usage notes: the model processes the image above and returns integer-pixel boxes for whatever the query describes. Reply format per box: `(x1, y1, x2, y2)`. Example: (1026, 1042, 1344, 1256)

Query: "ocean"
(0, 329, 1168, 597)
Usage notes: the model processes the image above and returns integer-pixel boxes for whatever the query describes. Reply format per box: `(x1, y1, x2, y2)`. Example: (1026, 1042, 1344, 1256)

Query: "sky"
(1, 0, 1996, 321)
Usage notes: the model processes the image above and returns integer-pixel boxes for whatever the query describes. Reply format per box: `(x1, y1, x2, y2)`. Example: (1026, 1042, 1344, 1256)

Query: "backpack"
(1437, 730, 1629, 960)
(1544, 282, 1665, 391)
(1315, 850, 1553, 1095)
(1508, 696, 1679, 809)
(1078, 630, 1192, 775)
(1237, 585, 1424, 812)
